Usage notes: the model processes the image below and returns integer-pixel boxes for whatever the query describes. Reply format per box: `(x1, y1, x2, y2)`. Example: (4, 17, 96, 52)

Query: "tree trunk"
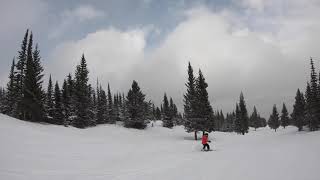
(194, 131, 198, 140)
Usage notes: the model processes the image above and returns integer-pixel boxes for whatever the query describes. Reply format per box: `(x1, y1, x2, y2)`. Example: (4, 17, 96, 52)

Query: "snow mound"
(0, 113, 320, 180)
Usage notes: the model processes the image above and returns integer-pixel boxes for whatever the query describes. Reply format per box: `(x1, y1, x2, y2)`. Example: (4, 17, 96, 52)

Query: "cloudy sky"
(1, 0, 320, 117)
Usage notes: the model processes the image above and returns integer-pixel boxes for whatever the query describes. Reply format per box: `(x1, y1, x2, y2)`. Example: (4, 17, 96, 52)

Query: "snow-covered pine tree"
(124, 80, 147, 129)
(53, 81, 64, 125)
(162, 93, 173, 128)
(22, 33, 45, 122)
(292, 89, 305, 131)
(268, 105, 280, 132)
(73, 54, 91, 128)
(280, 103, 290, 129)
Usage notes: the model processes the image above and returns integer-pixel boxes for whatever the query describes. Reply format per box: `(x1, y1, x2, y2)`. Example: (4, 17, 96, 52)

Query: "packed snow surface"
(0, 114, 319, 180)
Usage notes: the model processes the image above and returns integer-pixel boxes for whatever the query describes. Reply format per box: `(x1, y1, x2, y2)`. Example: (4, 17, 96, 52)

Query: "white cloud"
(64, 5, 105, 22)
(48, 1, 320, 117)
(47, 28, 145, 90)
(49, 5, 105, 39)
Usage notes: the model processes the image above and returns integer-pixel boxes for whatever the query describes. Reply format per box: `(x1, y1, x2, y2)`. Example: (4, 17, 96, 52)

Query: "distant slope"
(0, 113, 320, 180)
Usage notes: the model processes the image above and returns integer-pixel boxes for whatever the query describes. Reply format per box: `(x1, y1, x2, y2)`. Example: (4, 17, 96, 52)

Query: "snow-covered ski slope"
(0, 113, 319, 180)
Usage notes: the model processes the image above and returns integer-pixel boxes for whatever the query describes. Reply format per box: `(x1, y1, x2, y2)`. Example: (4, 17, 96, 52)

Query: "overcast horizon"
(1, 0, 320, 118)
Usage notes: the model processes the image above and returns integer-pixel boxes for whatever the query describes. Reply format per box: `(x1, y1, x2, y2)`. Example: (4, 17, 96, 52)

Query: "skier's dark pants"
(203, 143, 210, 150)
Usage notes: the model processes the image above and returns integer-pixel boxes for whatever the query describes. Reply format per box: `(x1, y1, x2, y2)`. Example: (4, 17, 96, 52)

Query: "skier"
(202, 133, 211, 151)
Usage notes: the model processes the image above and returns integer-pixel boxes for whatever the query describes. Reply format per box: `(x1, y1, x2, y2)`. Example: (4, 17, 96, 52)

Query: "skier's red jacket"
(202, 136, 208, 144)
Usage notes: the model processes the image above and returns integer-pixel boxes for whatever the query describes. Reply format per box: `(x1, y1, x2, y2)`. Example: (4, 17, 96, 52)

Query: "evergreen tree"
(0, 88, 5, 113)
(194, 70, 214, 134)
(66, 73, 76, 120)
(218, 110, 226, 131)
(73, 54, 91, 128)
(22, 33, 44, 122)
(235, 103, 241, 133)
(46, 75, 54, 123)
(268, 105, 280, 132)
(250, 106, 259, 130)
(124, 80, 147, 129)
(236, 92, 249, 135)
(61, 79, 71, 126)
(280, 103, 290, 129)
(260, 116, 267, 127)
(143, 100, 153, 120)
(87, 85, 97, 126)
(162, 93, 173, 128)
(15, 30, 29, 119)
(155, 107, 161, 120)
(114, 94, 120, 121)
(224, 112, 235, 132)
(53, 81, 63, 125)
(169, 98, 179, 125)
(215, 110, 221, 131)
(183, 62, 199, 139)
(107, 83, 115, 123)
(308, 58, 319, 131)
(96, 86, 108, 124)
(120, 93, 127, 122)
(5, 58, 17, 116)
(305, 82, 313, 129)
(292, 89, 305, 131)
(32, 44, 44, 94)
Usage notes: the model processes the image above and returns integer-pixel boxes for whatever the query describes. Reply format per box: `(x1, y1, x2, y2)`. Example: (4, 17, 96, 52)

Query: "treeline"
(214, 105, 267, 133)
(1, 29, 319, 134)
(266, 58, 320, 132)
(182, 62, 267, 139)
(0, 30, 182, 129)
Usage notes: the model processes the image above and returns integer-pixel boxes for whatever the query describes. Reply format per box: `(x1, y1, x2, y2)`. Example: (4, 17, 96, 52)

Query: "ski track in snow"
(0, 114, 319, 180)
